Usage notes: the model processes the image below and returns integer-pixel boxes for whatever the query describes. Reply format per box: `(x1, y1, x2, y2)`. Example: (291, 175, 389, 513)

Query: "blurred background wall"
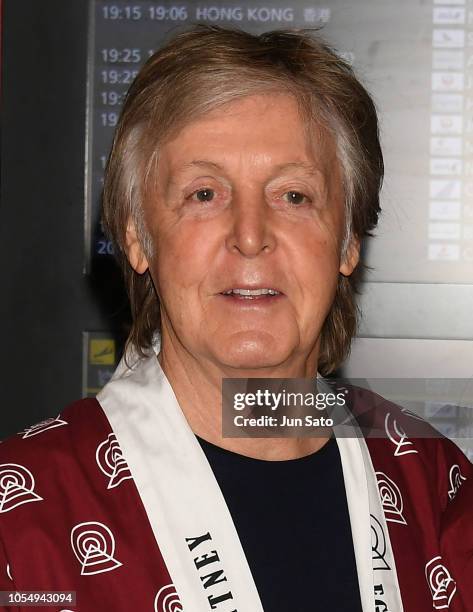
(0, 0, 129, 437)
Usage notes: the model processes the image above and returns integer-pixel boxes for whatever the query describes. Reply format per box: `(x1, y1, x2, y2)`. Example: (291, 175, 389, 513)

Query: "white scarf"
(97, 342, 404, 611)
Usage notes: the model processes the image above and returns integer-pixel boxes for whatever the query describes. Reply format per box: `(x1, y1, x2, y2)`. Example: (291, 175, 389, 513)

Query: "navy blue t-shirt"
(196, 434, 363, 612)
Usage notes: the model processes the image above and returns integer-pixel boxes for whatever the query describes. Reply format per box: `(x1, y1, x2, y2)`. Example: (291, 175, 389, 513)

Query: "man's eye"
(282, 191, 309, 205)
(191, 188, 215, 202)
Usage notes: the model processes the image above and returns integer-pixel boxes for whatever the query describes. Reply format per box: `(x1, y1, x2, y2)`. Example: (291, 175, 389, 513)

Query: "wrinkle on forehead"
(142, 92, 343, 209)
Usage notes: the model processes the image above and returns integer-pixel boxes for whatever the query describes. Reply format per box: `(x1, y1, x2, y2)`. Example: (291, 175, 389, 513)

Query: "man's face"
(127, 93, 359, 373)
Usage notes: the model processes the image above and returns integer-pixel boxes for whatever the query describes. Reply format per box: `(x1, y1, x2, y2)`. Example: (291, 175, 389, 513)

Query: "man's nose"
(224, 192, 276, 257)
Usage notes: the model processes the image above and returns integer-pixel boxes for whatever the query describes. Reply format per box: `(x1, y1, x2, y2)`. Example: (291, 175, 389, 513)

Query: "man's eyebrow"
(176, 160, 322, 174)
(272, 161, 323, 175)
(178, 160, 225, 172)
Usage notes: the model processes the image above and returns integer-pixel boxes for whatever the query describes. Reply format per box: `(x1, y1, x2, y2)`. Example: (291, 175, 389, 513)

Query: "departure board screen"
(86, 0, 473, 283)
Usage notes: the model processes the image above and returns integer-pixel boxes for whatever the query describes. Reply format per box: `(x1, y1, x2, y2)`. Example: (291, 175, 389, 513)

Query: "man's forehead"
(152, 94, 338, 180)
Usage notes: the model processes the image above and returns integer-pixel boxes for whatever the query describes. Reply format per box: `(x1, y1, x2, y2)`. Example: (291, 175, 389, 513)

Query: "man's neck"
(156, 333, 330, 461)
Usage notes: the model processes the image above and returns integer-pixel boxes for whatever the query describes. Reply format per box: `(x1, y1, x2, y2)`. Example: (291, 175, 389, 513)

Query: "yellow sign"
(89, 339, 116, 365)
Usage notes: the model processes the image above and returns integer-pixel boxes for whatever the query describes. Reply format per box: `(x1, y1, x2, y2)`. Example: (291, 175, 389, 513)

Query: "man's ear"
(339, 236, 361, 277)
(125, 217, 149, 274)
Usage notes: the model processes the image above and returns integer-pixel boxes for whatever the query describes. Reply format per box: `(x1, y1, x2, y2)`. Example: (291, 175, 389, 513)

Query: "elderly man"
(0, 25, 471, 612)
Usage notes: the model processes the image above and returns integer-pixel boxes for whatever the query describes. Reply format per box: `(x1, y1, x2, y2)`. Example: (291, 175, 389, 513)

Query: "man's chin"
(210, 341, 293, 373)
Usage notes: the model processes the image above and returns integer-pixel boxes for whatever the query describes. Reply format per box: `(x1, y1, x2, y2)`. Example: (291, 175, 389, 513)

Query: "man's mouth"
(220, 288, 282, 300)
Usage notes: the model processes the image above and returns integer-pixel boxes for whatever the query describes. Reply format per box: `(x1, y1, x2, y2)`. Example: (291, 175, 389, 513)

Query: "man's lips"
(218, 286, 285, 301)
